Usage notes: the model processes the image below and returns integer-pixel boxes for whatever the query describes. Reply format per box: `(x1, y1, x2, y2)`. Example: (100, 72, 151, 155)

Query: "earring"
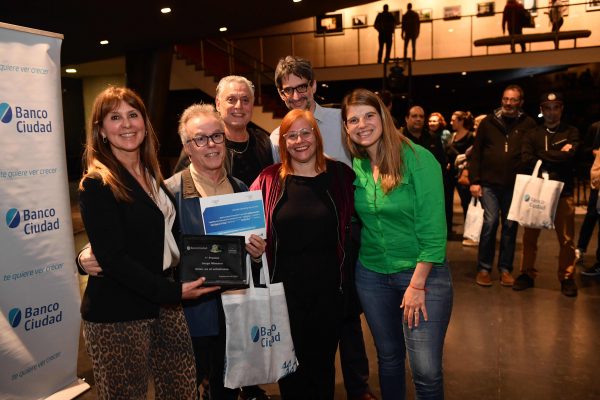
(145, 130, 148, 136)
(102, 136, 107, 144)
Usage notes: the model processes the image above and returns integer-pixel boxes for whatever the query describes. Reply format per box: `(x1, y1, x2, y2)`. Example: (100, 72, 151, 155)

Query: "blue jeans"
(355, 262, 453, 400)
(478, 185, 518, 272)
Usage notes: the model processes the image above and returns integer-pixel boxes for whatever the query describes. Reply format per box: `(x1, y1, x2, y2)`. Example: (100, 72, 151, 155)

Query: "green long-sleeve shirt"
(353, 142, 447, 273)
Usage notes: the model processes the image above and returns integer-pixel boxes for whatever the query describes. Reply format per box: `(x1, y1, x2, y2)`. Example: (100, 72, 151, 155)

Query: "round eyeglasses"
(283, 128, 314, 142)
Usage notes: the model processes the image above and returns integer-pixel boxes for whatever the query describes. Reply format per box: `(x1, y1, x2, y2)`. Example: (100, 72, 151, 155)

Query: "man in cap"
(513, 91, 580, 296)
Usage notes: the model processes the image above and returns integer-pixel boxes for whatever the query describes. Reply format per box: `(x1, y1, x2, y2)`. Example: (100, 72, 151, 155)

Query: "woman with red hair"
(250, 109, 355, 399)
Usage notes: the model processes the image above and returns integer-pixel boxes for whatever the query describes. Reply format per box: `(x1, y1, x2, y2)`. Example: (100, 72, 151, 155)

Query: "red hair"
(278, 109, 327, 179)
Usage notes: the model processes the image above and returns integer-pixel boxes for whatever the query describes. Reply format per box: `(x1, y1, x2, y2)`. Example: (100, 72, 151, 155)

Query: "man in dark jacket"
(401, 3, 420, 60)
(374, 4, 397, 64)
(513, 92, 580, 296)
(402, 105, 447, 169)
(502, 0, 527, 52)
(469, 84, 536, 287)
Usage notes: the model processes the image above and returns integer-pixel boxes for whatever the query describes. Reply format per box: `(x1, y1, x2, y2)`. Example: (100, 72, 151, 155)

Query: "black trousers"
(378, 34, 393, 63)
(278, 287, 343, 399)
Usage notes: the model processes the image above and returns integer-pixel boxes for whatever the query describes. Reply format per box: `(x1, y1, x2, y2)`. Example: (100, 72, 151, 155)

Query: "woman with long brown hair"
(79, 86, 217, 399)
(341, 88, 452, 400)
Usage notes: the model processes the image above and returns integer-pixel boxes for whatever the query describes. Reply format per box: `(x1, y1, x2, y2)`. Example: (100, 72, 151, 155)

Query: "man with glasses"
(271, 56, 351, 166)
(469, 85, 536, 287)
(174, 75, 274, 187)
(271, 56, 376, 400)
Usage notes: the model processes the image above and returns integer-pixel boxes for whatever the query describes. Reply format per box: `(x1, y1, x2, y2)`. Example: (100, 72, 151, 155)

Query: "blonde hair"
(341, 88, 411, 194)
(178, 103, 224, 143)
(79, 86, 163, 202)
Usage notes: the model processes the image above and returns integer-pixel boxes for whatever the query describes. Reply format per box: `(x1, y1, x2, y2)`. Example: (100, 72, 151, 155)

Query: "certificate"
(180, 235, 248, 286)
(199, 190, 266, 240)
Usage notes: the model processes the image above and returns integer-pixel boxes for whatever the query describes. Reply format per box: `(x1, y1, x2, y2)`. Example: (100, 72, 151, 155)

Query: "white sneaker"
(575, 248, 585, 265)
(462, 239, 479, 247)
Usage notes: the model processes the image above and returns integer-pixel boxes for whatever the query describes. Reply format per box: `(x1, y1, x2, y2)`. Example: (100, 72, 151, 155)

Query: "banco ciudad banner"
(0, 22, 85, 399)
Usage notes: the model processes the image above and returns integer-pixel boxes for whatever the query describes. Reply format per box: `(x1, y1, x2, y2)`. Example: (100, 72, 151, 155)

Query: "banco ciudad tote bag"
(508, 159, 564, 229)
(463, 197, 485, 242)
(221, 254, 298, 388)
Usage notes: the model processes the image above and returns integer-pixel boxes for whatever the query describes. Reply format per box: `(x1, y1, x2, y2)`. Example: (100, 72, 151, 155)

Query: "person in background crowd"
(428, 112, 455, 238)
(401, 3, 421, 60)
(270, 55, 376, 400)
(428, 112, 452, 150)
(576, 120, 600, 275)
(78, 87, 219, 399)
(514, 92, 580, 296)
(401, 106, 447, 170)
(447, 111, 476, 221)
(342, 88, 452, 400)
(469, 84, 536, 287)
(582, 139, 600, 277)
(502, 0, 527, 52)
(374, 4, 397, 64)
(548, 0, 566, 33)
(456, 114, 487, 247)
(251, 109, 355, 399)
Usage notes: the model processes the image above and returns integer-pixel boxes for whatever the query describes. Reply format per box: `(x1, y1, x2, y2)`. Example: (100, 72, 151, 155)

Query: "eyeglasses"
(279, 82, 311, 98)
(283, 128, 314, 142)
(185, 132, 225, 147)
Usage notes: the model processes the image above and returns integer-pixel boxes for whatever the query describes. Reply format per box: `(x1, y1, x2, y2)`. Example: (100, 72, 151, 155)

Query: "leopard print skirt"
(83, 304, 197, 399)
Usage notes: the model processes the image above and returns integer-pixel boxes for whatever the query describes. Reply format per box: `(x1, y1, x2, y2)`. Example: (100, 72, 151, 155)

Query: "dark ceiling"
(1, 0, 372, 65)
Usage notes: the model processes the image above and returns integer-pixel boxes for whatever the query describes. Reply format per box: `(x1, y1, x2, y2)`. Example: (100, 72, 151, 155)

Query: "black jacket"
(521, 122, 580, 197)
(402, 128, 447, 170)
(79, 169, 181, 323)
(469, 108, 536, 188)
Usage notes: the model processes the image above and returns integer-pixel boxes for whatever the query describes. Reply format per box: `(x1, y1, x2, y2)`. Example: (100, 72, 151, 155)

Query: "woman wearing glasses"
(250, 109, 355, 399)
(78, 87, 219, 399)
(341, 89, 452, 400)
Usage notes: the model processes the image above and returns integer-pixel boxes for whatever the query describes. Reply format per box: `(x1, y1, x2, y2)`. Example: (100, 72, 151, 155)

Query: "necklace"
(545, 126, 558, 134)
(229, 138, 250, 154)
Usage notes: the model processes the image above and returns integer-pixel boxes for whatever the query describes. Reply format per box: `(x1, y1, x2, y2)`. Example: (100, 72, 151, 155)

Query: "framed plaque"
(180, 235, 248, 287)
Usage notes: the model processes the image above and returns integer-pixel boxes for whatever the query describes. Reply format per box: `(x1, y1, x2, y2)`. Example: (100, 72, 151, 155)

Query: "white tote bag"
(221, 254, 298, 388)
(507, 159, 564, 229)
(463, 197, 484, 242)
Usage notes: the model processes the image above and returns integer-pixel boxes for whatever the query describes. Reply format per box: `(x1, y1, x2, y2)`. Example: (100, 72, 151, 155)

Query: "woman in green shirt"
(341, 88, 453, 400)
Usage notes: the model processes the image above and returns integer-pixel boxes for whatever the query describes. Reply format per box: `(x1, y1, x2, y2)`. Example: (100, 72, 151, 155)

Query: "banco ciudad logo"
(523, 194, 531, 202)
(0, 101, 52, 133)
(9, 308, 22, 328)
(250, 324, 281, 347)
(6, 208, 21, 228)
(5, 207, 60, 234)
(0, 102, 13, 123)
(251, 326, 261, 342)
(8, 302, 63, 331)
